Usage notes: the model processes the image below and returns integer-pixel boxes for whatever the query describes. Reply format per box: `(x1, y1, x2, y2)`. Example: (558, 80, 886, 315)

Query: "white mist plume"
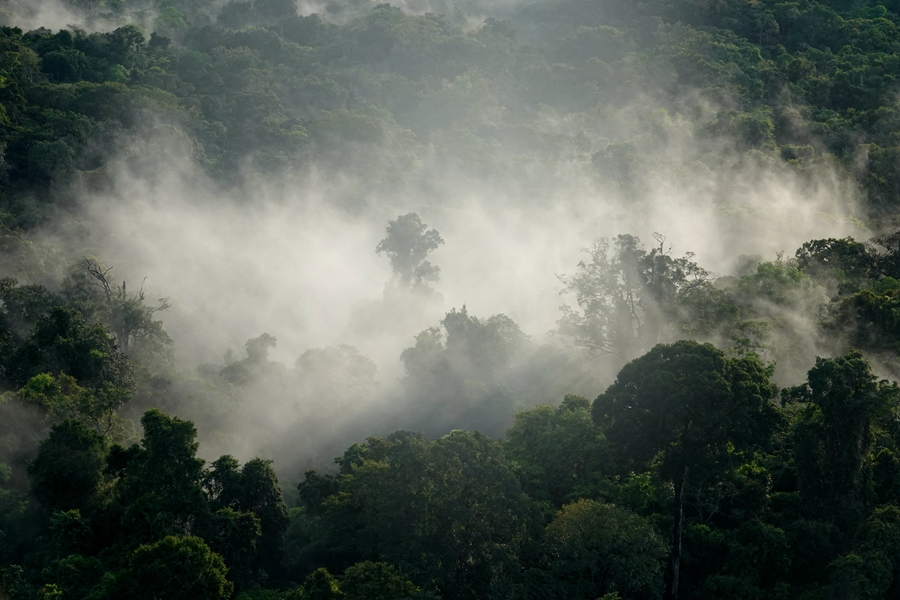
(0, 0, 83, 31)
(75, 120, 865, 360)
(1, 1, 874, 469)
(295, 0, 531, 23)
(27, 89, 859, 467)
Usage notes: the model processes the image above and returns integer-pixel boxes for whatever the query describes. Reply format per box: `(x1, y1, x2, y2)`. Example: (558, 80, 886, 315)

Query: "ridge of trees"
(2, 222, 900, 598)
(6, 0, 900, 227)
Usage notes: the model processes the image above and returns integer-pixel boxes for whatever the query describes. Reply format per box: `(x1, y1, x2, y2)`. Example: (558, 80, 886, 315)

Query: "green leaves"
(594, 340, 778, 480)
(544, 499, 666, 600)
(300, 430, 535, 600)
(793, 350, 900, 529)
(28, 420, 106, 513)
(340, 561, 420, 600)
(115, 409, 209, 544)
(504, 395, 610, 512)
(205, 456, 288, 576)
(117, 536, 233, 600)
(15, 373, 129, 435)
(21, 408, 291, 596)
(593, 340, 779, 599)
(5, 306, 134, 395)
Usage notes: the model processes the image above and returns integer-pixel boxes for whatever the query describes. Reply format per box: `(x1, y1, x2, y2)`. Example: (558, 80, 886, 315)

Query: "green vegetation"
(5, 230, 900, 597)
(4, 0, 900, 225)
(5, 0, 900, 599)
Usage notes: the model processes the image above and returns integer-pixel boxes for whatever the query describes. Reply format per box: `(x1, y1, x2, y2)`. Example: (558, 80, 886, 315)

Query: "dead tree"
(85, 260, 170, 354)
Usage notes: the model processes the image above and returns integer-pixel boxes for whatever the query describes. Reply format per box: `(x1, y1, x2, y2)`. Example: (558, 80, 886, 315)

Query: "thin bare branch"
(85, 260, 113, 302)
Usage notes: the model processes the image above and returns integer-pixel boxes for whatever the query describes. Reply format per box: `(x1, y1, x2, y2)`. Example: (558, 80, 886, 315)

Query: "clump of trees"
(3, 270, 900, 598)
(4, 409, 287, 599)
(7, 0, 900, 228)
(5, 205, 900, 600)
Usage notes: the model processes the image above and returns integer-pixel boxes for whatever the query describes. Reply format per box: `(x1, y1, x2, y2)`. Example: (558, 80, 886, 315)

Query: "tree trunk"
(666, 469, 687, 600)
(116, 327, 129, 354)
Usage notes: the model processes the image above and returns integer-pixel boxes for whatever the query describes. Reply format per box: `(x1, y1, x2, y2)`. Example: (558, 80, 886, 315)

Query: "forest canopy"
(4, 0, 900, 599)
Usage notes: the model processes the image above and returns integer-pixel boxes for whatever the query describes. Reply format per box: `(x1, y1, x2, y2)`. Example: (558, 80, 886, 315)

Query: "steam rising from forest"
(43, 116, 863, 468)
(0, 0, 875, 473)
(84, 129, 862, 362)
(0, 0, 82, 32)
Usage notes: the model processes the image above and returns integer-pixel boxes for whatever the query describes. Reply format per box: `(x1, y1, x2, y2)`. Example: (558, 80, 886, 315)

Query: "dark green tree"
(115, 536, 232, 600)
(116, 409, 209, 545)
(794, 237, 874, 294)
(0, 279, 61, 341)
(792, 351, 899, 531)
(28, 420, 106, 513)
(300, 430, 536, 600)
(16, 372, 129, 436)
(544, 499, 667, 600)
(206, 507, 261, 592)
(298, 567, 342, 600)
(6, 307, 134, 394)
(205, 456, 289, 577)
(340, 561, 420, 600)
(593, 340, 779, 600)
(503, 395, 610, 512)
(46, 509, 95, 558)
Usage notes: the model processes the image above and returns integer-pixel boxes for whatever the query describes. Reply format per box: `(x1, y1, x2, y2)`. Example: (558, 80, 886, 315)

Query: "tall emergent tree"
(558, 235, 714, 362)
(83, 260, 171, 358)
(791, 351, 899, 531)
(592, 340, 779, 600)
(376, 213, 444, 291)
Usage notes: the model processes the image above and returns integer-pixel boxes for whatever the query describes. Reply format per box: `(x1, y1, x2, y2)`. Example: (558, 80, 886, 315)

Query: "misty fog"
(0, 0, 874, 475)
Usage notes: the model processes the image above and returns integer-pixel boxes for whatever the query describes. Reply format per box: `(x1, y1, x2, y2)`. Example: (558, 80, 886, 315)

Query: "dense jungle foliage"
(7, 0, 900, 223)
(5, 0, 900, 599)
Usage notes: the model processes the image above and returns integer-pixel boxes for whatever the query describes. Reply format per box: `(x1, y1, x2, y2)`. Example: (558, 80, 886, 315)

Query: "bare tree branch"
(85, 259, 113, 302)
